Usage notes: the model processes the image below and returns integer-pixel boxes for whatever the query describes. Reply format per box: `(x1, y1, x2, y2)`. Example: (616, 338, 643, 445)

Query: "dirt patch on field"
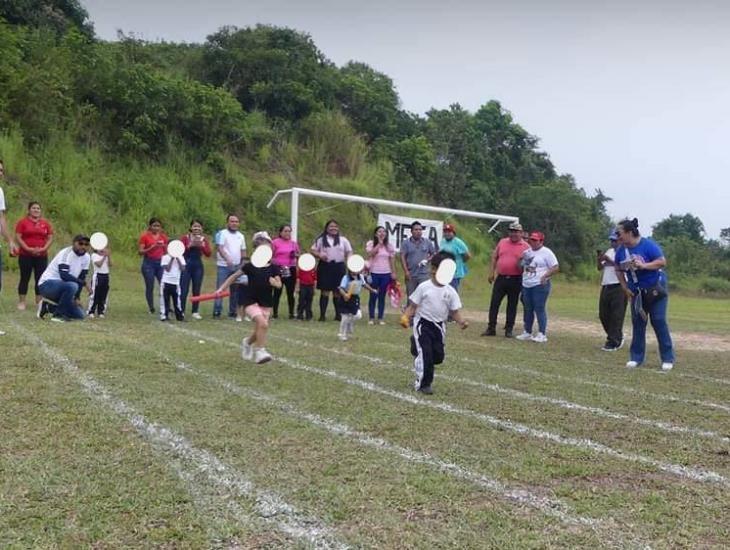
(460, 310, 730, 352)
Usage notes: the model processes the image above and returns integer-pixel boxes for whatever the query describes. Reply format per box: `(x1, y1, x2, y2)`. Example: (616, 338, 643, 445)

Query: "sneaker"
(626, 360, 640, 369)
(378, 320, 386, 326)
(241, 337, 253, 360)
(99, 314, 105, 319)
(661, 362, 674, 372)
(88, 313, 95, 319)
(149, 308, 156, 314)
(50, 316, 67, 323)
(213, 313, 221, 319)
(338, 334, 348, 341)
(515, 332, 533, 341)
(601, 344, 618, 352)
(417, 386, 433, 395)
(254, 348, 272, 364)
(244, 315, 252, 322)
(504, 330, 514, 338)
(0, 330, 5, 335)
(481, 328, 496, 337)
(192, 312, 203, 320)
(160, 316, 168, 322)
(368, 320, 375, 325)
(235, 315, 243, 322)
(531, 333, 548, 343)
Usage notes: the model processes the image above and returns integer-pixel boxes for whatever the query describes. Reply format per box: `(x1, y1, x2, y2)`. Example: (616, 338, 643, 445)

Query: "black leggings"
(272, 266, 297, 317)
(18, 255, 48, 296)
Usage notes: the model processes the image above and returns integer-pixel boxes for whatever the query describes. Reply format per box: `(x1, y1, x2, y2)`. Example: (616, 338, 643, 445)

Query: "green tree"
(1, 0, 93, 37)
(335, 61, 400, 142)
(199, 25, 338, 121)
(652, 213, 706, 244)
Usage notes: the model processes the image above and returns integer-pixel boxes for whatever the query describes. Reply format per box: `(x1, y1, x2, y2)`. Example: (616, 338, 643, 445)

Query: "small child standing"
(160, 253, 186, 321)
(337, 267, 376, 341)
(87, 246, 111, 318)
(217, 231, 282, 364)
(296, 263, 317, 320)
(400, 252, 469, 394)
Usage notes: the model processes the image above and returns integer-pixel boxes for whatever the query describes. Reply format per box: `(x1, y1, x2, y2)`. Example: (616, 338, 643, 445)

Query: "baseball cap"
(443, 223, 456, 233)
(528, 231, 545, 242)
(609, 230, 620, 241)
(252, 230, 272, 243)
(508, 222, 523, 231)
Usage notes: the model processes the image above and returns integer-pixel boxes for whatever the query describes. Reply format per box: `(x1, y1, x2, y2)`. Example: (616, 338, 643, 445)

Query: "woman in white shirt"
(515, 231, 559, 343)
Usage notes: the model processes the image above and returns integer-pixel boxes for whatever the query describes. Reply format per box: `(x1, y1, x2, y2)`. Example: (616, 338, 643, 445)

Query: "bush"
(698, 277, 730, 295)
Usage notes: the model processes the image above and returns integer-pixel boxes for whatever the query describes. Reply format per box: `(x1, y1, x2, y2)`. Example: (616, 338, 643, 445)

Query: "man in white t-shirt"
(400, 252, 469, 395)
(160, 253, 186, 321)
(37, 235, 91, 321)
(1, 161, 19, 334)
(214, 214, 247, 318)
(597, 230, 628, 351)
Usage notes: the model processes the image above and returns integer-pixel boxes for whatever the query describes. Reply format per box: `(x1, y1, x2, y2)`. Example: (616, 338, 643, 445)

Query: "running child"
(337, 264, 376, 341)
(87, 245, 111, 318)
(217, 231, 282, 364)
(160, 251, 186, 321)
(400, 252, 468, 394)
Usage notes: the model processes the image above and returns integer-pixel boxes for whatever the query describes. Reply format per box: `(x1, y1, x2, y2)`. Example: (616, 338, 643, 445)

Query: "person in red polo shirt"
(138, 217, 169, 314)
(15, 201, 54, 310)
(482, 221, 529, 338)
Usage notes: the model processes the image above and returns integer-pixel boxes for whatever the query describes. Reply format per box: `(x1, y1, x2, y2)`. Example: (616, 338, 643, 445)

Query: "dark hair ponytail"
(617, 218, 640, 237)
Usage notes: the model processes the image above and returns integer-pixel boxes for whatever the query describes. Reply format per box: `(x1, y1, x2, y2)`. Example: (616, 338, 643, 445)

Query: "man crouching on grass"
(216, 231, 282, 364)
(400, 252, 468, 395)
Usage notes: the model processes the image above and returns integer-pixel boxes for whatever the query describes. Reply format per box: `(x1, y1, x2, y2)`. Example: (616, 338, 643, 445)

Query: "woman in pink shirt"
(271, 224, 300, 319)
(365, 225, 396, 324)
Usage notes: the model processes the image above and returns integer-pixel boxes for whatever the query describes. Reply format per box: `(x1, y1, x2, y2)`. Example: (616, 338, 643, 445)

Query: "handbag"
(640, 277, 667, 311)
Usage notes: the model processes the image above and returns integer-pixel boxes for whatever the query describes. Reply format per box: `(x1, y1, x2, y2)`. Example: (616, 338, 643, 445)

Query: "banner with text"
(377, 214, 443, 252)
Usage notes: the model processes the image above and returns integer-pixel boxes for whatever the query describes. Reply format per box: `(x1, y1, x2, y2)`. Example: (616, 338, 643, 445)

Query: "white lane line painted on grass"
(269, 334, 730, 445)
(170, 325, 730, 489)
(14, 322, 347, 550)
(284, 323, 730, 415)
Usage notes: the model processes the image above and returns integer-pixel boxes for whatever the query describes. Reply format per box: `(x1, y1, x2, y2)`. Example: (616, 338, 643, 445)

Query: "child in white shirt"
(160, 253, 186, 321)
(87, 246, 111, 318)
(400, 252, 468, 394)
(337, 267, 376, 341)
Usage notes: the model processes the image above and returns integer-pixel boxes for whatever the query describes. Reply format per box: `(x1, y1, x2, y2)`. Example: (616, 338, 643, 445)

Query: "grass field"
(1, 269, 729, 548)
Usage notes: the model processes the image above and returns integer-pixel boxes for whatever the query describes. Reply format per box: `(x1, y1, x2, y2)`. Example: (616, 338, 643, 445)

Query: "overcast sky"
(85, 0, 730, 238)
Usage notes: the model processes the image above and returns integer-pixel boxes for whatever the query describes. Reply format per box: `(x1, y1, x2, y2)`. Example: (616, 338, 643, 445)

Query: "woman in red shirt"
(15, 201, 53, 310)
(138, 217, 169, 314)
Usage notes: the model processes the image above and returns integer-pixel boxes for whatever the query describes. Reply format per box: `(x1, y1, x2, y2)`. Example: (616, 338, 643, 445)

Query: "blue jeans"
(141, 257, 163, 311)
(214, 265, 238, 317)
(180, 258, 204, 313)
(522, 281, 551, 334)
(368, 273, 392, 320)
(630, 291, 675, 364)
(39, 279, 85, 319)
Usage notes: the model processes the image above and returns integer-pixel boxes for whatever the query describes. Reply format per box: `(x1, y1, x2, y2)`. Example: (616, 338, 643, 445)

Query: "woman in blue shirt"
(614, 218, 675, 372)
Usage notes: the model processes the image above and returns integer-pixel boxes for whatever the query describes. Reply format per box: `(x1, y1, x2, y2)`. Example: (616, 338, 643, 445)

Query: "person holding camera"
(614, 218, 675, 371)
(597, 230, 628, 351)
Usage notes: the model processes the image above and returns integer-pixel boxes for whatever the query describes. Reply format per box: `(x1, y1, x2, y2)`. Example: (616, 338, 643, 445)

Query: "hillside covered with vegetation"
(1, 0, 728, 288)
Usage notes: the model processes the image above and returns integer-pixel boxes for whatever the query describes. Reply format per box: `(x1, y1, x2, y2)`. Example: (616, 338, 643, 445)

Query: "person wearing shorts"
(217, 231, 282, 364)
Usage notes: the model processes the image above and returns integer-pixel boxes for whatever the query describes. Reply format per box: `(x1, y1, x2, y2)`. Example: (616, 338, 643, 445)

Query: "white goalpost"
(266, 187, 519, 242)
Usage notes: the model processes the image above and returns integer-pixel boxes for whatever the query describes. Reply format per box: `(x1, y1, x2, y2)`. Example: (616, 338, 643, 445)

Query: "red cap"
(443, 223, 456, 233)
(528, 231, 545, 242)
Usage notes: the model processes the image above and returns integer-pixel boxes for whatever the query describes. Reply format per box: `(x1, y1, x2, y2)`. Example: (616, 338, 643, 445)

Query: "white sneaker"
(338, 332, 347, 341)
(515, 332, 533, 341)
(235, 315, 243, 322)
(254, 348, 272, 364)
(99, 314, 105, 319)
(88, 313, 95, 319)
(661, 362, 674, 372)
(192, 312, 203, 320)
(368, 320, 375, 325)
(241, 337, 253, 360)
(531, 333, 548, 343)
(0, 330, 6, 335)
(626, 360, 640, 369)
(379, 320, 386, 326)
